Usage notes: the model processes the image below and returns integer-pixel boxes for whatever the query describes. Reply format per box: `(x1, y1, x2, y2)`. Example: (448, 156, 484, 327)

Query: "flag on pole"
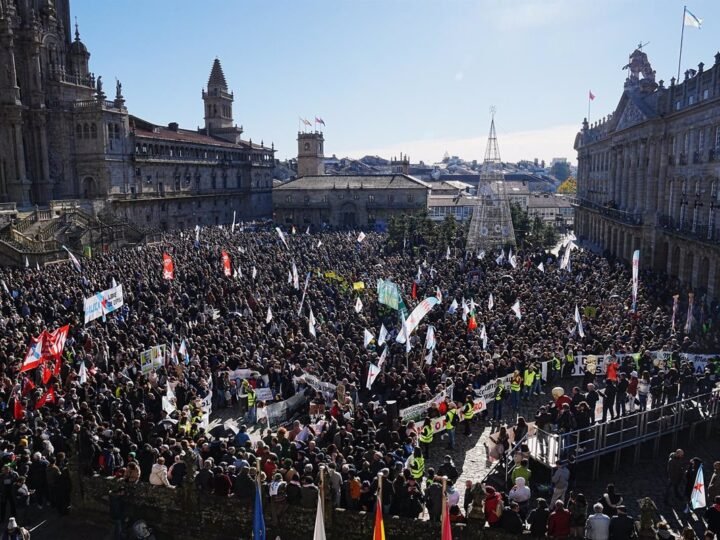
(47, 325, 70, 359)
(378, 346, 388, 368)
(179, 339, 189, 364)
(308, 309, 317, 337)
(691, 464, 706, 509)
(315, 117, 326, 126)
(672, 294, 679, 332)
(411, 282, 417, 300)
(25, 256, 29, 268)
(480, 324, 488, 350)
(13, 398, 24, 421)
(170, 341, 178, 365)
(477, 250, 485, 260)
(231, 211, 236, 233)
(252, 266, 257, 280)
(354, 298, 363, 313)
(560, 245, 572, 271)
(20, 334, 45, 373)
(305, 226, 310, 235)
(266, 306, 273, 323)
(35, 387, 55, 409)
(425, 348, 433, 365)
(292, 262, 300, 290)
(495, 250, 505, 265)
(253, 481, 266, 540)
(538, 262, 545, 273)
(357, 232, 366, 243)
(436, 286, 443, 302)
(1, 280, 8, 294)
(275, 227, 289, 249)
(589, 90, 596, 101)
(684, 7, 702, 28)
(448, 299, 458, 314)
(221, 251, 231, 277)
(366, 363, 381, 390)
(378, 324, 388, 346)
(445, 246, 451, 260)
(364, 329, 375, 348)
(78, 361, 88, 384)
(467, 312, 477, 332)
(488, 294, 494, 311)
(317, 240, 322, 247)
(373, 499, 386, 540)
(685, 292, 694, 334)
(62, 245, 82, 272)
(575, 305, 585, 338)
(313, 487, 326, 540)
(511, 300, 522, 319)
(194, 224, 200, 245)
(631, 250, 640, 311)
(163, 253, 174, 280)
(461, 298, 469, 322)
(508, 249, 517, 268)
(425, 325, 436, 350)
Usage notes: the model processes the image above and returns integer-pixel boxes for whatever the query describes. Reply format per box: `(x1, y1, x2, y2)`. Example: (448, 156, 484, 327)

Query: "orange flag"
(162, 253, 174, 280)
(221, 251, 231, 277)
(373, 499, 385, 540)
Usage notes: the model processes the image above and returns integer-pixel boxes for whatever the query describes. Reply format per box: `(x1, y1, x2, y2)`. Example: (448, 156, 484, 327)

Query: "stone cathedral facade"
(575, 47, 720, 301)
(0, 0, 273, 231)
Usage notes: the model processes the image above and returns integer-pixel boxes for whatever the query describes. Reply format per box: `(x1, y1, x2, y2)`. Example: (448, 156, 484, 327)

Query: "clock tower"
(297, 131, 325, 177)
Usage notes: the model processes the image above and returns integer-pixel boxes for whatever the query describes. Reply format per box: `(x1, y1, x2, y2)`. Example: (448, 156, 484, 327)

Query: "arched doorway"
(340, 202, 357, 227)
(82, 176, 99, 198)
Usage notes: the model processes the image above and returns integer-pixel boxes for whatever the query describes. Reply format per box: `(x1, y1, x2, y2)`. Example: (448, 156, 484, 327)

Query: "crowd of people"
(0, 225, 717, 538)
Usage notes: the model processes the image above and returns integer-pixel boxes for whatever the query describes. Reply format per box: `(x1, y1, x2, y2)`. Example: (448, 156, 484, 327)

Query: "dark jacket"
(527, 507, 549, 537)
(500, 507, 524, 535)
(608, 513, 636, 539)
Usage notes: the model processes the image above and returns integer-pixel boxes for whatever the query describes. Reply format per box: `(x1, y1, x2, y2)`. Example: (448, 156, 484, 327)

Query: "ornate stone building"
(0, 0, 273, 231)
(574, 46, 720, 300)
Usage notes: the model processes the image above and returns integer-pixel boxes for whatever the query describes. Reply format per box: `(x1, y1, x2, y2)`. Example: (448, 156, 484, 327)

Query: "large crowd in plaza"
(0, 225, 718, 539)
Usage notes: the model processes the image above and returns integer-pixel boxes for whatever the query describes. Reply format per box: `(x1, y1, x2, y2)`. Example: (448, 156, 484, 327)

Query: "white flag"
(252, 266, 257, 280)
(425, 349, 433, 365)
(78, 361, 88, 384)
(305, 226, 310, 235)
(36, 262, 40, 271)
(511, 299, 522, 319)
(560, 244, 572, 271)
(363, 329, 374, 348)
(195, 224, 200, 243)
(538, 262, 545, 273)
(495, 250, 504, 265)
(488, 293, 494, 310)
(112, 277, 117, 288)
(366, 363, 381, 389)
(417, 267, 422, 281)
(231, 210, 236, 233)
(378, 346, 388, 368)
(275, 227, 289, 249)
(469, 298, 477, 312)
(317, 240, 323, 247)
(480, 324, 488, 350)
(446, 246, 451, 260)
(378, 324, 388, 346)
(396, 315, 408, 344)
(292, 262, 300, 290)
(313, 488, 326, 540)
(266, 306, 273, 323)
(287, 271, 292, 285)
(461, 298, 469, 322)
(574, 304, 585, 338)
(509, 250, 517, 268)
(435, 286, 443, 302)
(354, 297, 363, 313)
(425, 325, 436, 350)
(62, 245, 82, 272)
(357, 232, 366, 243)
(308, 309, 317, 337)
(1, 280, 8, 294)
(448, 299, 458, 314)
(25, 256, 29, 268)
(684, 8, 702, 29)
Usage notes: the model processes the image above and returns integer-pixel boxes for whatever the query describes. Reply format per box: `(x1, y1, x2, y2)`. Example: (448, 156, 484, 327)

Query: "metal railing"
(528, 388, 720, 467)
(482, 431, 530, 488)
(571, 197, 643, 226)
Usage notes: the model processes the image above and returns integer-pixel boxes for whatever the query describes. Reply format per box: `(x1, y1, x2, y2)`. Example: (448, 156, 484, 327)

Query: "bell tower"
(297, 131, 324, 177)
(202, 58, 234, 132)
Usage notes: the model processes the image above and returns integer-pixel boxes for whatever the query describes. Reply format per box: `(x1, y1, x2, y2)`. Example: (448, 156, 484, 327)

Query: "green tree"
(557, 176, 577, 194)
(510, 203, 530, 245)
(550, 160, 571, 182)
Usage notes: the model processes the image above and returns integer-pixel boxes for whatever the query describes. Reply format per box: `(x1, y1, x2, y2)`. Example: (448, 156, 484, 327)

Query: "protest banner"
(83, 284, 124, 324)
(140, 345, 166, 374)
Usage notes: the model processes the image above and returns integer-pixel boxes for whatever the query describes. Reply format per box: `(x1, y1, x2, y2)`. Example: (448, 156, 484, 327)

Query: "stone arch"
(82, 176, 99, 199)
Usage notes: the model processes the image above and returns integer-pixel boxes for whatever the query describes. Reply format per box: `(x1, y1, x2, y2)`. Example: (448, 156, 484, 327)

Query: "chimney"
(168, 122, 179, 132)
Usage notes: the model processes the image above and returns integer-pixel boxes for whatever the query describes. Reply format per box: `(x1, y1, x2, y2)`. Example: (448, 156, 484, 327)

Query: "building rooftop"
(428, 193, 478, 206)
(527, 194, 573, 209)
(207, 58, 228, 90)
(275, 174, 432, 191)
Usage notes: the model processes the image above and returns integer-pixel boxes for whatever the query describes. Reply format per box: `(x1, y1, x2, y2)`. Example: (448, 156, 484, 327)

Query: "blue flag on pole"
(253, 482, 266, 539)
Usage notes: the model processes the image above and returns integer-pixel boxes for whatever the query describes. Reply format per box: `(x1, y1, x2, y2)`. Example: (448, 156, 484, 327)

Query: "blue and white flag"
(574, 305, 585, 338)
(253, 482, 266, 539)
(178, 339, 189, 364)
(363, 329, 375, 348)
(425, 325, 436, 350)
(447, 299, 458, 314)
(378, 324, 388, 346)
(684, 8, 702, 28)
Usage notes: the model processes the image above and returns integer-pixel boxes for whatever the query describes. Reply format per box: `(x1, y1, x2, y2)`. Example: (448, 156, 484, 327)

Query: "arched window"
(90, 124, 97, 139)
(83, 124, 89, 139)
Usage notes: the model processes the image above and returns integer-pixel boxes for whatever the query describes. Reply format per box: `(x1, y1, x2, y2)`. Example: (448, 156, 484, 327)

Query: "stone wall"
(75, 475, 518, 540)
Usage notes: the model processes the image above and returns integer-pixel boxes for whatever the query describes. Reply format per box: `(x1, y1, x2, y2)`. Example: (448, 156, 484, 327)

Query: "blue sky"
(74, 0, 719, 164)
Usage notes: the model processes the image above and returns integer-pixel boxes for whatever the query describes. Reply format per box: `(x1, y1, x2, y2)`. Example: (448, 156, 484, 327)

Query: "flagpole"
(320, 465, 326, 527)
(677, 5, 686, 82)
(587, 94, 591, 125)
(441, 475, 448, 534)
(377, 472, 383, 512)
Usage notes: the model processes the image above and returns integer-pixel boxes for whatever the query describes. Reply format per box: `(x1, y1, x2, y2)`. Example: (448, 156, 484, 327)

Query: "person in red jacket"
(484, 486, 504, 527)
(547, 499, 571, 539)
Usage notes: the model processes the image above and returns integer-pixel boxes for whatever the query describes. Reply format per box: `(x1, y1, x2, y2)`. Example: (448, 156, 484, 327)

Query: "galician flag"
(480, 324, 488, 350)
(354, 297, 363, 313)
(366, 363, 381, 390)
(266, 306, 273, 323)
(684, 8, 702, 28)
(511, 299, 522, 320)
(574, 304, 585, 338)
(425, 325, 436, 350)
(363, 329, 375, 348)
(488, 293, 494, 311)
(308, 309, 317, 337)
(378, 324, 388, 346)
(538, 262, 545, 273)
(253, 481, 266, 539)
(691, 464, 706, 509)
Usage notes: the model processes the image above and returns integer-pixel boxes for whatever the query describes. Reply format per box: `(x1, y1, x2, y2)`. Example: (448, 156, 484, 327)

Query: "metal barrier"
(528, 388, 720, 470)
(482, 431, 529, 488)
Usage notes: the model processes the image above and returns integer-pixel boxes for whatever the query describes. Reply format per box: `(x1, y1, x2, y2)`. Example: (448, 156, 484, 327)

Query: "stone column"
(634, 140, 648, 214)
(609, 149, 619, 204)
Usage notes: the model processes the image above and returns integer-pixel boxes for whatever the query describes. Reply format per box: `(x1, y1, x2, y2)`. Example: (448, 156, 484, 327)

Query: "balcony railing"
(572, 197, 642, 225)
(657, 214, 718, 243)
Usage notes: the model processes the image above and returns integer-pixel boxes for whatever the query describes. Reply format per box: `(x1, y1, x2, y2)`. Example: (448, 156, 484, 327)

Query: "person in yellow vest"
(409, 447, 425, 480)
(492, 379, 505, 423)
(462, 395, 475, 436)
(445, 405, 459, 450)
(419, 417, 434, 458)
(563, 349, 576, 379)
(551, 354, 562, 384)
(244, 380, 257, 425)
(510, 370, 522, 413)
(522, 365, 537, 400)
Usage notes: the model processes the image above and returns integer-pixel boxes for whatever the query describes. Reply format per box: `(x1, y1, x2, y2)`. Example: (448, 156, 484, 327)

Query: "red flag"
(589, 90, 595, 101)
(53, 356, 62, 377)
(46, 325, 70, 359)
(35, 387, 55, 409)
(373, 499, 385, 540)
(41, 364, 52, 385)
(13, 399, 24, 421)
(20, 333, 45, 373)
(467, 314, 478, 332)
(411, 282, 417, 300)
(442, 496, 453, 540)
(21, 378, 35, 397)
(162, 253, 174, 280)
(221, 251, 231, 277)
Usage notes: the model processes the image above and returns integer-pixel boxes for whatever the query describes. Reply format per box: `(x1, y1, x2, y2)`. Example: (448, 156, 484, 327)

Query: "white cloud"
(337, 123, 579, 166)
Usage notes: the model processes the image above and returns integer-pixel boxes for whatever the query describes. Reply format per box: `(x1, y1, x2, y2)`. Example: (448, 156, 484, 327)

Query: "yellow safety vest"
(247, 388, 256, 407)
(463, 402, 474, 420)
(419, 425, 433, 444)
(566, 353, 575, 364)
(494, 384, 504, 401)
(510, 379, 521, 392)
(410, 456, 425, 479)
(445, 410, 457, 431)
(523, 370, 535, 386)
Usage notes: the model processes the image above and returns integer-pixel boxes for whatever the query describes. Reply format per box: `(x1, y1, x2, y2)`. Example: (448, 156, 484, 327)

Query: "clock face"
(304, 142, 310, 151)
